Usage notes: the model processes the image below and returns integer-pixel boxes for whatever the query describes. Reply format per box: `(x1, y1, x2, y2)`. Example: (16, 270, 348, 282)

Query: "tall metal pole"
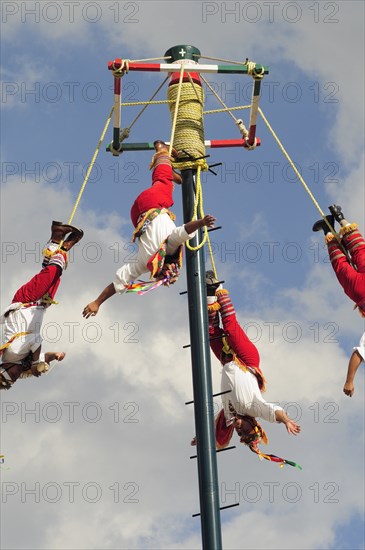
(181, 168, 222, 550)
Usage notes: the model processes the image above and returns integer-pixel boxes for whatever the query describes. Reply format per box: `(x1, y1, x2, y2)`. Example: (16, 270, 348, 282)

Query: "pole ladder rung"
(180, 280, 225, 296)
(185, 389, 231, 406)
(192, 502, 240, 518)
(190, 446, 236, 460)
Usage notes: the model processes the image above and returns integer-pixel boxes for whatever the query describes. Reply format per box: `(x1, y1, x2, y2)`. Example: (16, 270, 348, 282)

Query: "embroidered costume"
(0, 222, 83, 389)
(205, 276, 301, 468)
(114, 146, 192, 293)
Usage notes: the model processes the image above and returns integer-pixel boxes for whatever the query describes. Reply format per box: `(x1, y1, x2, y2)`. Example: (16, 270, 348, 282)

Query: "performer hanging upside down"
(313, 204, 365, 397)
(191, 272, 301, 468)
(0, 221, 84, 390)
(83, 141, 216, 318)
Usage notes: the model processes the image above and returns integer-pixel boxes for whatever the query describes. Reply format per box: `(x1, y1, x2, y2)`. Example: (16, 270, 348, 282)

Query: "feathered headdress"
(215, 409, 302, 470)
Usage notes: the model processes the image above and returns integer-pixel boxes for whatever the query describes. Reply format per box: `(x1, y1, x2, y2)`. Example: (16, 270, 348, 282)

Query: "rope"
(200, 75, 249, 139)
(168, 64, 185, 157)
(166, 69, 218, 275)
(121, 99, 173, 107)
(245, 60, 265, 80)
(111, 59, 129, 77)
(186, 165, 208, 251)
(203, 105, 251, 115)
(129, 56, 172, 63)
(187, 72, 204, 105)
(184, 165, 218, 277)
(168, 73, 206, 166)
(120, 76, 169, 138)
(257, 107, 353, 256)
(193, 53, 248, 66)
(112, 56, 172, 77)
(194, 54, 265, 80)
(67, 106, 114, 226)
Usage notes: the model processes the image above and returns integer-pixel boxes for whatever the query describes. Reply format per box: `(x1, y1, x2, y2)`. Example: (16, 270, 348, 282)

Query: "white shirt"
(114, 213, 195, 293)
(221, 360, 283, 424)
(354, 331, 365, 361)
(0, 304, 46, 363)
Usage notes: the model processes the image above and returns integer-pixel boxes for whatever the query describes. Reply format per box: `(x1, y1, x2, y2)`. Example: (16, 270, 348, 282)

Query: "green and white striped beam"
(108, 59, 268, 76)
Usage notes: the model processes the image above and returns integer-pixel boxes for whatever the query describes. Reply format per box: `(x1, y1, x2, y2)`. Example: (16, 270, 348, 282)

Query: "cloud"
(1, 3, 364, 549)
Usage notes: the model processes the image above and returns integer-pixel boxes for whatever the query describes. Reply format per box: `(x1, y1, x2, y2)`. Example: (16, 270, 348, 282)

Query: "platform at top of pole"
(108, 44, 269, 76)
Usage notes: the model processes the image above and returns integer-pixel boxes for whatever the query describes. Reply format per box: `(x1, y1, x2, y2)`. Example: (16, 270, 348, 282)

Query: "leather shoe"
(312, 215, 335, 234)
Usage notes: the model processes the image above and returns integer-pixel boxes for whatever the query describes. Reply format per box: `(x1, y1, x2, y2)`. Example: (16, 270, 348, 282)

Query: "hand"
(202, 215, 216, 228)
(191, 437, 197, 446)
(44, 351, 66, 363)
(83, 301, 99, 318)
(343, 382, 354, 397)
(285, 420, 301, 435)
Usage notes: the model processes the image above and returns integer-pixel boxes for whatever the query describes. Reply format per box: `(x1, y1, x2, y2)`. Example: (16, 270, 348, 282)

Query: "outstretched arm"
(343, 350, 363, 397)
(275, 410, 301, 435)
(184, 215, 216, 235)
(83, 283, 116, 318)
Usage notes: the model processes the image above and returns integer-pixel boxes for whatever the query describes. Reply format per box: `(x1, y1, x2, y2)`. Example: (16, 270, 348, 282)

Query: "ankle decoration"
(149, 151, 173, 170)
(340, 223, 358, 236)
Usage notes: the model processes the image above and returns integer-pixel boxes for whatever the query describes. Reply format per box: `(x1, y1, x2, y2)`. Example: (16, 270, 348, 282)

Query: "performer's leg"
(326, 233, 365, 305)
(13, 264, 62, 304)
(340, 224, 365, 274)
(216, 289, 260, 368)
(329, 205, 365, 273)
(151, 141, 181, 185)
(114, 249, 151, 294)
(42, 221, 83, 267)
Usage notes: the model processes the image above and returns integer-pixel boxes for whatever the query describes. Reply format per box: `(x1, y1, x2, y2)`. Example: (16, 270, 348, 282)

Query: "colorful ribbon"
(125, 278, 169, 295)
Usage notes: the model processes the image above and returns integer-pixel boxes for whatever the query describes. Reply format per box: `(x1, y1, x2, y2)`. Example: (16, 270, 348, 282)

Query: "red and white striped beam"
(108, 58, 269, 76)
(106, 138, 261, 155)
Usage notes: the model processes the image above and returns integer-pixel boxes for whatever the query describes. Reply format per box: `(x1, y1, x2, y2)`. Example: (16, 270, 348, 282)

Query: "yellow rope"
(186, 165, 208, 251)
(206, 226, 218, 279)
(67, 106, 114, 226)
(168, 64, 185, 157)
(168, 79, 206, 166)
(193, 53, 248, 66)
(258, 107, 345, 243)
(187, 72, 204, 105)
(121, 77, 170, 136)
(200, 75, 238, 125)
(200, 75, 250, 138)
(204, 105, 251, 115)
(165, 70, 218, 277)
(121, 99, 173, 107)
(184, 165, 217, 276)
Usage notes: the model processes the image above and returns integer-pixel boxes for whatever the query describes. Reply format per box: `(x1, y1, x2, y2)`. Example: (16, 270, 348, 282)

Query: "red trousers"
(12, 265, 61, 304)
(209, 291, 265, 390)
(327, 227, 365, 313)
(130, 164, 174, 227)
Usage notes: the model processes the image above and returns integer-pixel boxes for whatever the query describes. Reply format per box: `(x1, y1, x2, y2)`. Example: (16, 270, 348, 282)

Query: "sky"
(0, 1, 364, 549)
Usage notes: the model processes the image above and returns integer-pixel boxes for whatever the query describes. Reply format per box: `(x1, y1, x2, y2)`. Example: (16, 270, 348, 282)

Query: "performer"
(83, 141, 216, 318)
(192, 272, 301, 468)
(313, 204, 365, 397)
(0, 221, 83, 390)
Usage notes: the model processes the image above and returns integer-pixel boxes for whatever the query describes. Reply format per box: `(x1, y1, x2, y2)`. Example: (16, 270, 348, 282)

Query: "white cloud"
(1, 3, 364, 548)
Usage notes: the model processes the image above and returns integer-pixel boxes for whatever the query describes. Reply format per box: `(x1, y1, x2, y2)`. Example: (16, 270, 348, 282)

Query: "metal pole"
(181, 168, 222, 550)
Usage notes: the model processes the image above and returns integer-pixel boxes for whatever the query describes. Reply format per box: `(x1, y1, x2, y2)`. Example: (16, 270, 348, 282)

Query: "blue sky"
(1, 2, 364, 549)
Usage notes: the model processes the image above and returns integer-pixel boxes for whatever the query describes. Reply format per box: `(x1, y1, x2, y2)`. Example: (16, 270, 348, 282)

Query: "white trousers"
(114, 213, 195, 293)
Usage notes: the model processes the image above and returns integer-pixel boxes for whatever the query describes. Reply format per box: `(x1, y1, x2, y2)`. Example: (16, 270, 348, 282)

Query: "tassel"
(125, 278, 167, 295)
(340, 222, 358, 236)
(249, 444, 302, 470)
